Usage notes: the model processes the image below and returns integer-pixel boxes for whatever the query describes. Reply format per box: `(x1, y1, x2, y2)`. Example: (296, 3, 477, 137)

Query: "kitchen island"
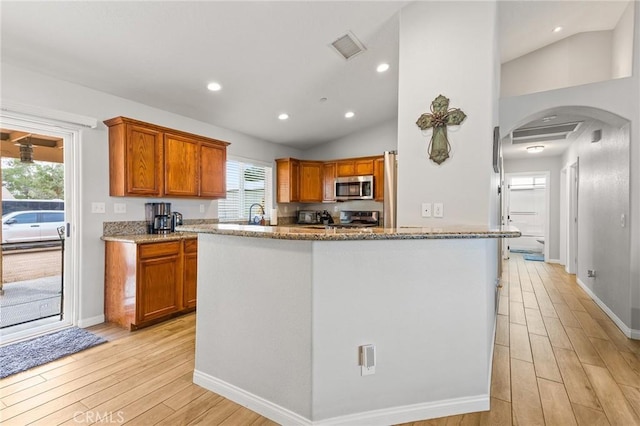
(177, 224, 520, 425)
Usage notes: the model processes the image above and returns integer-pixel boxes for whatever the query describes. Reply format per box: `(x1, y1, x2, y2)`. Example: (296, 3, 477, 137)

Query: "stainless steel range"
(337, 210, 380, 228)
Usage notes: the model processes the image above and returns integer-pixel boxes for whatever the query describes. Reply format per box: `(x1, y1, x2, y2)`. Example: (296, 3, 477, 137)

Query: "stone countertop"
(175, 224, 521, 241)
(101, 232, 197, 243)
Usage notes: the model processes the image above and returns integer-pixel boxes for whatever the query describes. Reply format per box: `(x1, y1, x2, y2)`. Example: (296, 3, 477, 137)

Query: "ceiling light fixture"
(376, 63, 390, 73)
(278, 113, 289, 120)
(552, 26, 563, 33)
(345, 111, 355, 119)
(542, 115, 557, 122)
(526, 145, 545, 154)
(207, 82, 222, 91)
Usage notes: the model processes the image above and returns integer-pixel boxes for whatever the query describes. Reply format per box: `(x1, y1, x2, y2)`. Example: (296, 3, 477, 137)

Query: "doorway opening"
(0, 121, 76, 344)
(504, 172, 550, 262)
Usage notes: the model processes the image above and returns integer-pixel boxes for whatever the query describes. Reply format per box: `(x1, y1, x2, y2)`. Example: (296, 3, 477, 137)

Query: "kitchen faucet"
(248, 203, 265, 225)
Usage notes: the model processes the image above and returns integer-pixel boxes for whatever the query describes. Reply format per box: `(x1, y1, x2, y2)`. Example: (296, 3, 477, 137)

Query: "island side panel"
(310, 238, 494, 422)
(194, 233, 313, 420)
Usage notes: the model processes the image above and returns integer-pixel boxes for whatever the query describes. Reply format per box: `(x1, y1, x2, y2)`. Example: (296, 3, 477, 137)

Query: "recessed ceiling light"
(542, 115, 557, 122)
(278, 113, 289, 120)
(319, 97, 328, 102)
(207, 82, 222, 91)
(552, 26, 563, 33)
(345, 111, 355, 119)
(527, 145, 545, 154)
(376, 63, 390, 73)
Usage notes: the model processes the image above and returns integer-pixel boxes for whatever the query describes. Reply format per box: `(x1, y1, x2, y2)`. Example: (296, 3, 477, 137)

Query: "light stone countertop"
(175, 223, 521, 241)
(101, 232, 197, 243)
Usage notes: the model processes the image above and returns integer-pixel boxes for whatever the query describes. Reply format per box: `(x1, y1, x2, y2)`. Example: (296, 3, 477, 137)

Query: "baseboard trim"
(193, 370, 489, 425)
(77, 314, 104, 328)
(547, 258, 561, 264)
(575, 278, 638, 339)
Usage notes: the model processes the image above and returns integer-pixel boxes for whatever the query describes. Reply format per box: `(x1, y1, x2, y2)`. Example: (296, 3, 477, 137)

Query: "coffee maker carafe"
(145, 202, 173, 234)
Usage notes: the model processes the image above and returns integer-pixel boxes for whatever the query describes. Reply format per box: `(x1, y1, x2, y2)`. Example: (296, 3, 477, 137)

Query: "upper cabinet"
(276, 158, 300, 203)
(276, 155, 384, 203)
(104, 116, 229, 199)
(299, 161, 323, 202)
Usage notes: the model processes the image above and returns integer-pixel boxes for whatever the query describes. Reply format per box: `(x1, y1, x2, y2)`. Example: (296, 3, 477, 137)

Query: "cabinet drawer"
(184, 239, 198, 254)
(139, 241, 181, 259)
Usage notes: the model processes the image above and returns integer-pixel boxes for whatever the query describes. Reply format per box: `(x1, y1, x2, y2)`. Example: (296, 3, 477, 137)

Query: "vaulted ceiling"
(0, 1, 629, 151)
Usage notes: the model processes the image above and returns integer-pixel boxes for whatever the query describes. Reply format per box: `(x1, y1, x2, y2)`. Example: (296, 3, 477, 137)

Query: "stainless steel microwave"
(335, 175, 374, 201)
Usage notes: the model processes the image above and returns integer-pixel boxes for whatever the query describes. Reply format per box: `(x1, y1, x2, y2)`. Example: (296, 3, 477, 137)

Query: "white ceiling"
(0, 1, 630, 150)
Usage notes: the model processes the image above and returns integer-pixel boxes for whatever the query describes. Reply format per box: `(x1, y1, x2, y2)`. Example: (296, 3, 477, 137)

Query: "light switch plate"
(421, 203, 432, 218)
(91, 202, 105, 214)
(434, 203, 443, 218)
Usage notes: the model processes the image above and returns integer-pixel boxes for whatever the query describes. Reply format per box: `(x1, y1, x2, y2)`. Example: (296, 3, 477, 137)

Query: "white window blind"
(218, 160, 272, 221)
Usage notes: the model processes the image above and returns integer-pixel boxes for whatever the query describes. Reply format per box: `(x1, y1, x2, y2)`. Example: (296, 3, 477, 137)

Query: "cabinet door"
(355, 159, 374, 176)
(125, 124, 163, 196)
(276, 158, 300, 203)
(200, 142, 226, 198)
(164, 133, 199, 196)
(299, 161, 323, 202)
(137, 242, 182, 324)
(323, 162, 336, 201)
(374, 157, 384, 201)
(183, 239, 198, 309)
(336, 161, 356, 177)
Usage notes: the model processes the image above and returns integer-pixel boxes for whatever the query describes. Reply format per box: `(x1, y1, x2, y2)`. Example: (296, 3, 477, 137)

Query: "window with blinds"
(218, 160, 272, 221)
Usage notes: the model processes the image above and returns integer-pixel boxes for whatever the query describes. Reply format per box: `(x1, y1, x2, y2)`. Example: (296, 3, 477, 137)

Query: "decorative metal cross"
(416, 95, 467, 165)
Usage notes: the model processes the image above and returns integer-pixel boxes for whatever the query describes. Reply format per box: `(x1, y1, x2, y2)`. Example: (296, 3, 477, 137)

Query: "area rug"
(0, 327, 107, 379)
(523, 253, 545, 262)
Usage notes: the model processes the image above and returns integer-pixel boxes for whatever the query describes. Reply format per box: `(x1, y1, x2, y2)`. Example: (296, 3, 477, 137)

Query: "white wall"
(501, 31, 613, 98)
(504, 156, 562, 261)
(397, 1, 498, 227)
(562, 119, 631, 328)
(0, 62, 302, 325)
(612, 1, 635, 79)
(302, 118, 397, 160)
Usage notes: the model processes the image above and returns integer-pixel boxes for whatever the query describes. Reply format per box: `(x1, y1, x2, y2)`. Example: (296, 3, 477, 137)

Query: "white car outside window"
(1, 210, 65, 243)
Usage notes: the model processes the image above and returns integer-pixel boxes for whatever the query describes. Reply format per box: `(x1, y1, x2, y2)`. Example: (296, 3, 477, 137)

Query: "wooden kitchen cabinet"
(276, 158, 300, 203)
(323, 162, 336, 201)
(336, 158, 375, 177)
(105, 238, 197, 330)
(104, 116, 229, 199)
(299, 161, 323, 202)
(374, 156, 384, 201)
(183, 239, 198, 309)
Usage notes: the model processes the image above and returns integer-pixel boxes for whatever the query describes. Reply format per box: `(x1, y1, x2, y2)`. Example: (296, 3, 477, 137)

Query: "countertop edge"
(175, 224, 521, 241)
(101, 232, 198, 243)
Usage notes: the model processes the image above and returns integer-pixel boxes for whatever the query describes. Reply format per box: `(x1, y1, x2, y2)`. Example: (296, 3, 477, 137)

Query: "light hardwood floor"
(2, 254, 640, 425)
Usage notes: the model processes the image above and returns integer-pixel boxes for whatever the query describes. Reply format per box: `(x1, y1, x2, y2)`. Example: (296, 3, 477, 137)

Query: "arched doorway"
(501, 105, 631, 331)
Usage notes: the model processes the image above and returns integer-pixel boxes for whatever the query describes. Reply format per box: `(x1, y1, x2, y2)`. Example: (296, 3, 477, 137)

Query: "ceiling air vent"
(512, 121, 582, 145)
(330, 31, 366, 60)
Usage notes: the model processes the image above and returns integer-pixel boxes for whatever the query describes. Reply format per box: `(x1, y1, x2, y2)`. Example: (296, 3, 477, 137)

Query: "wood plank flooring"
(2, 254, 640, 425)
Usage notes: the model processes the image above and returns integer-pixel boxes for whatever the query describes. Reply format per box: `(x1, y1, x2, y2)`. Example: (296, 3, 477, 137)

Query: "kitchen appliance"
(337, 210, 379, 227)
(335, 175, 374, 201)
(172, 211, 183, 231)
(320, 210, 334, 225)
(383, 151, 397, 228)
(298, 210, 321, 225)
(145, 202, 173, 234)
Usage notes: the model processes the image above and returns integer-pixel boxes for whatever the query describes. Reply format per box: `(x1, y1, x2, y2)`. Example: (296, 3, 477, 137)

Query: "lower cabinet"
(105, 238, 197, 330)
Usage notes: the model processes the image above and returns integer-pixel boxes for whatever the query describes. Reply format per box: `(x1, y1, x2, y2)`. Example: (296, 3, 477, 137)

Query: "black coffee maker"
(145, 202, 173, 234)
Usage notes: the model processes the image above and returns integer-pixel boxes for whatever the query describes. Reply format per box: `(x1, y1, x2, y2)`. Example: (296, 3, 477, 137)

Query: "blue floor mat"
(523, 253, 544, 262)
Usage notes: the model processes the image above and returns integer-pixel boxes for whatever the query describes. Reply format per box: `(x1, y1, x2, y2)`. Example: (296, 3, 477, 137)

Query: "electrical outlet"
(91, 202, 105, 214)
(334, 205, 339, 212)
(114, 203, 126, 214)
(434, 203, 443, 218)
(199, 204, 205, 213)
(421, 203, 432, 218)
(360, 344, 376, 376)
